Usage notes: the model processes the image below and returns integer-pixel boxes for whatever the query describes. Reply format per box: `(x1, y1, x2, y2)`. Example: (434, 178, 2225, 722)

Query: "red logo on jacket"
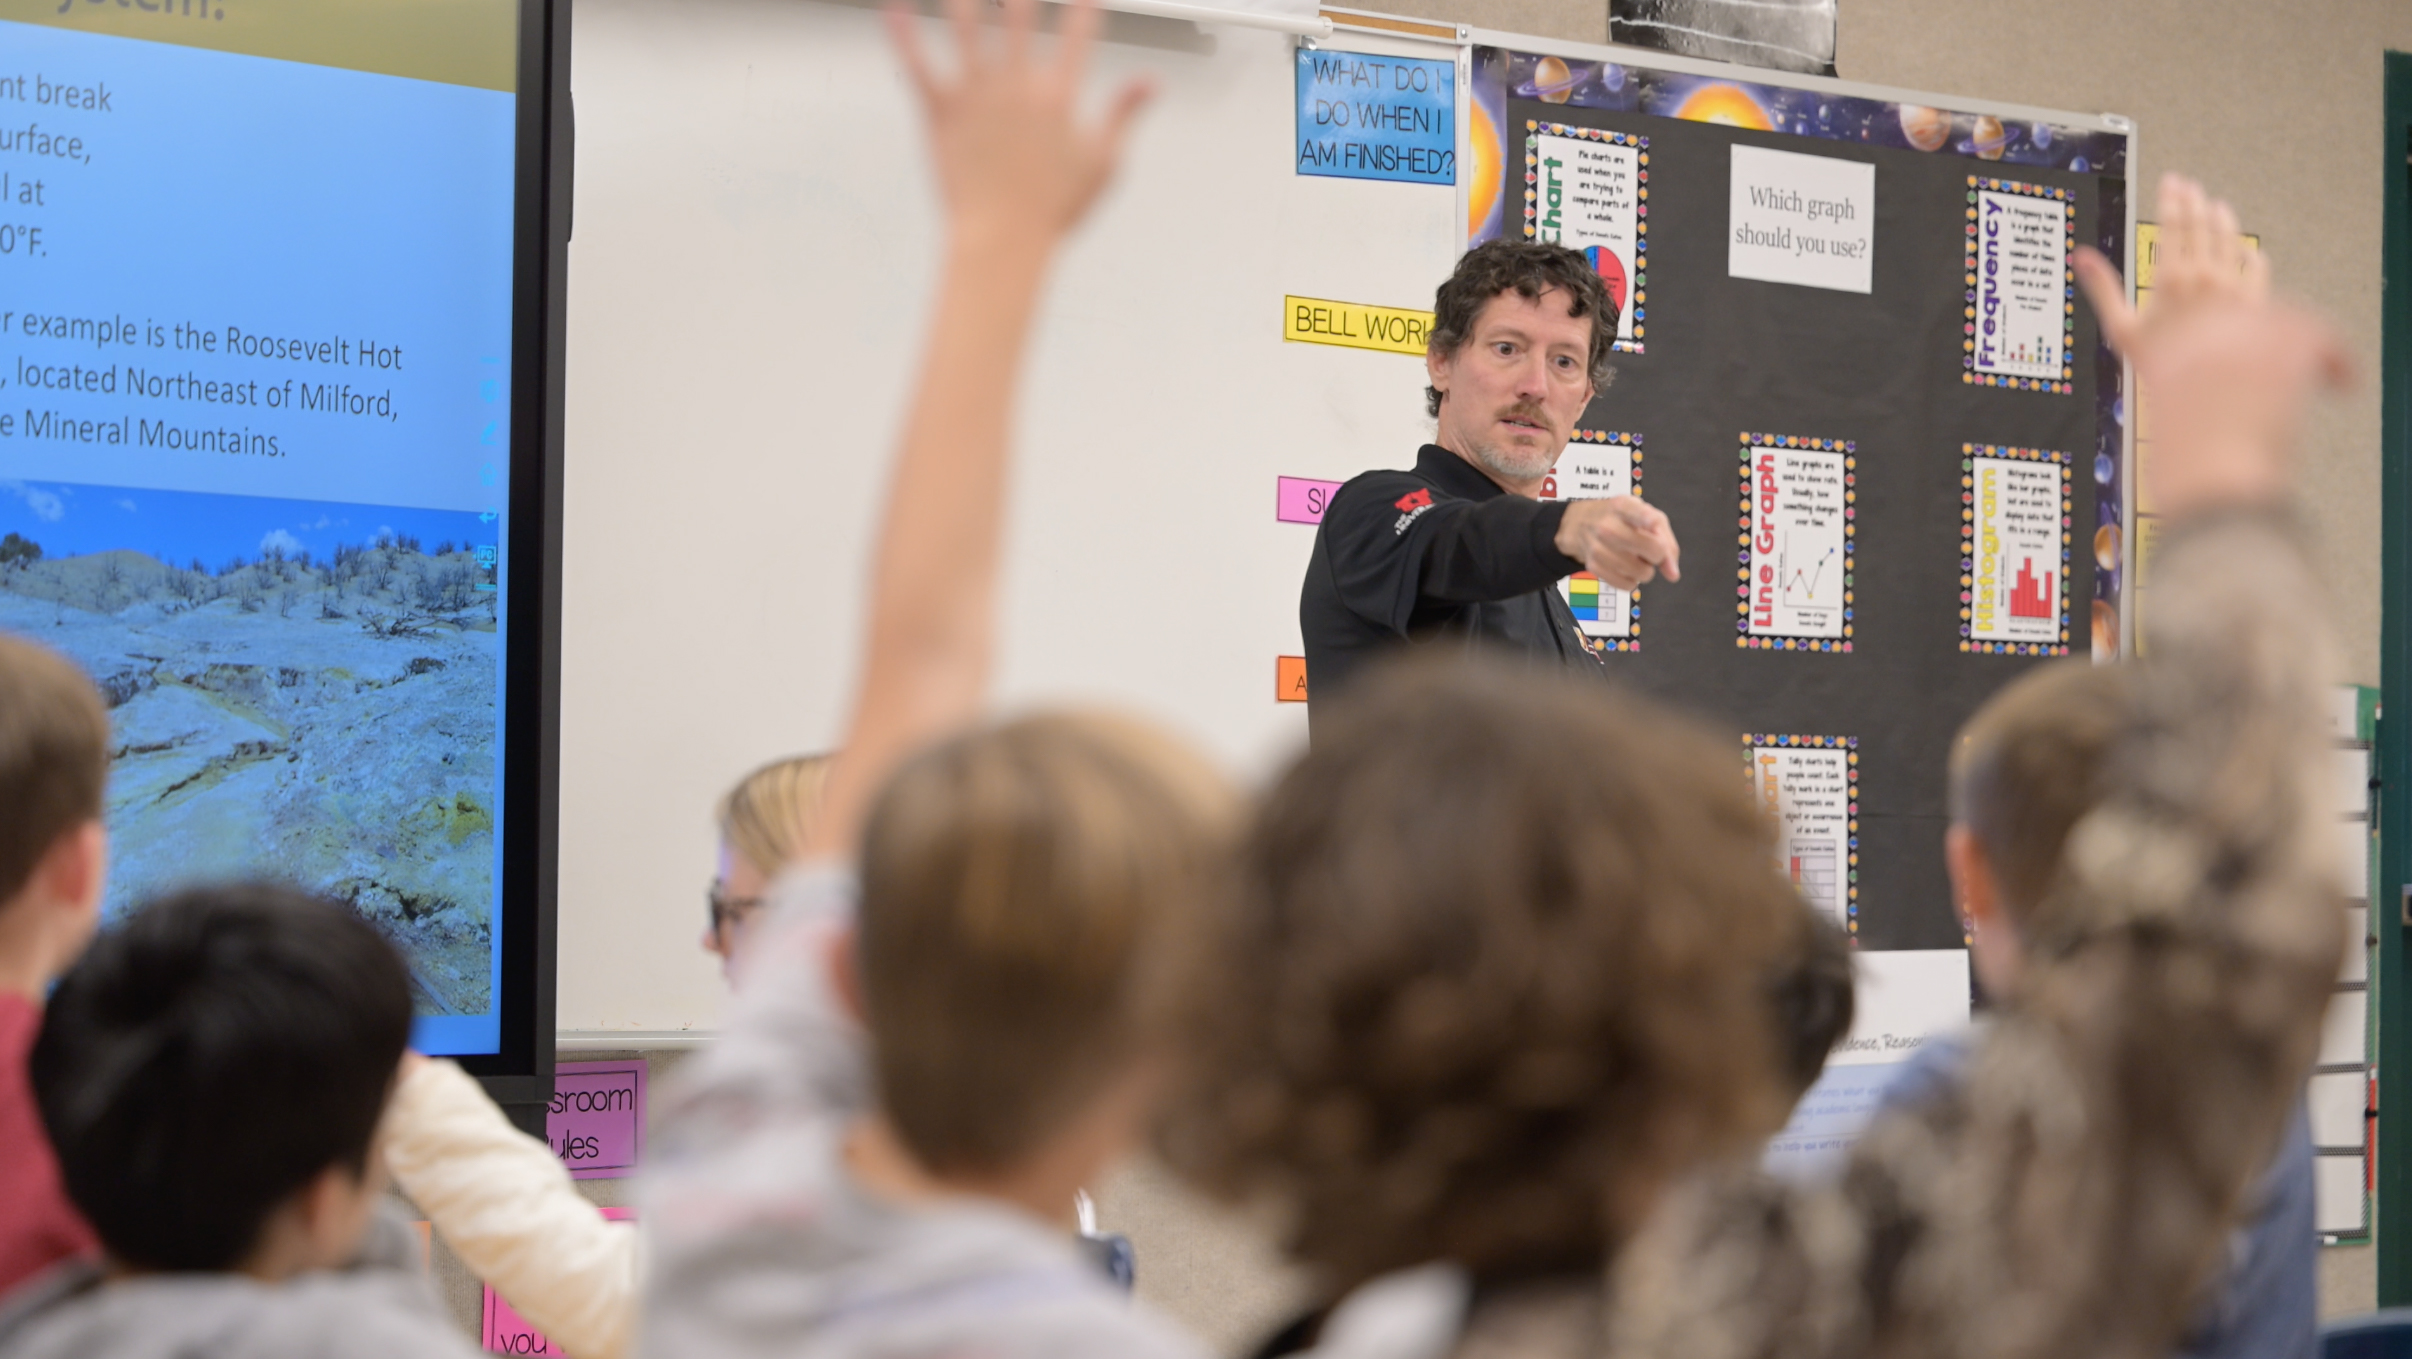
(1394, 488, 1433, 513)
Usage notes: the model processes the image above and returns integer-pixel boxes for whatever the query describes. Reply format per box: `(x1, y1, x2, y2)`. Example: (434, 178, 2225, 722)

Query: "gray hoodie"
(640, 868, 1207, 1359)
(0, 1212, 479, 1359)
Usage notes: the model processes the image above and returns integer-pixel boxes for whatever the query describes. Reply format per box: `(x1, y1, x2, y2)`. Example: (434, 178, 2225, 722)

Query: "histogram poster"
(1962, 445, 2072, 654)
(1739, 434, 1854, 652)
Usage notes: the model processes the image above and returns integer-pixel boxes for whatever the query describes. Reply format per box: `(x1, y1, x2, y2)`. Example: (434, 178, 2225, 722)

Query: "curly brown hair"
(1158, 657, 1810, 1290)
(1426, 240, 1619, 417)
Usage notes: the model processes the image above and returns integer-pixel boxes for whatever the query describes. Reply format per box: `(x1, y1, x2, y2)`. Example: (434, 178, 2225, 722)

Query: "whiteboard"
(557, 0, 1460, 1032)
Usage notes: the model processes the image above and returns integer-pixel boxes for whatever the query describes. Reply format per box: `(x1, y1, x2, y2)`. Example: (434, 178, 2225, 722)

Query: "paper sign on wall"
(1961, 176, 2076, 393)
(1294, 49, 1455, 186)
(1960, 444, 2072, 655)
(1765, 950, 1973, 1179)
(1537, 431, 1641, 647)
(1524, 122, 1647, 351)
(482, 1207, 635, 1355)
(1276, 476, 1345, 526)
(1728, 144, 1873, 294)
(548, 1060, 644, 1181)
(1737, 434, 1854, 651)
(1282, 295, 1435, 356)
(1746, 734, 1858, 932)
(1276, 655, 1308, 703)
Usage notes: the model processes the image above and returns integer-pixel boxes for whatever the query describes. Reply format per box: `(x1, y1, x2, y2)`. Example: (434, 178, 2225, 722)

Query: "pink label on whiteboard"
(482, 1208, 635, 1354)
(547, 1060, 644, 1180)
(1277, 476, 1345, 525)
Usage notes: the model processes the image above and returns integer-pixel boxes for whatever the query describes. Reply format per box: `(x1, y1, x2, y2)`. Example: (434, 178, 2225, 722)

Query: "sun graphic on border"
(1673, 84, 1774, 131)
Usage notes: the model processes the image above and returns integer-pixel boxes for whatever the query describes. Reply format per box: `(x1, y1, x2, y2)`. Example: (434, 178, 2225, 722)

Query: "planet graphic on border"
(1672, 83, 1774, 131)
(1517, 56, 1582, 104)
(1586, 245, 1629, 316)
(2091, 599, 2119, 656)
(1899, 104, 1949, 152)
(2093, 522, 2121, 573)
(1957, 113, 2010, 161)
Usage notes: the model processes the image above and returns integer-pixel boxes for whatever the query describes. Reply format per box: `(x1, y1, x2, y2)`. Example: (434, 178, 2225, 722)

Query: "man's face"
(1427, 286, 1597, 489)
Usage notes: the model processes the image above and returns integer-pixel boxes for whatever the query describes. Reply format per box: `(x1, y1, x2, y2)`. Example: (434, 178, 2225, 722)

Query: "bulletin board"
(1456, 39, 2133, 949)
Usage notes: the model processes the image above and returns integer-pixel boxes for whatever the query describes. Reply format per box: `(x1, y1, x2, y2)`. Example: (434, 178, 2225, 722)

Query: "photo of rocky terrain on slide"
(0, 480, 499, 1018)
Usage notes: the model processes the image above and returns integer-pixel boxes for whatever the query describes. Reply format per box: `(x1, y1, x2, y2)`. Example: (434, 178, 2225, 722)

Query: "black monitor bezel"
(455, 0, 568, 1101)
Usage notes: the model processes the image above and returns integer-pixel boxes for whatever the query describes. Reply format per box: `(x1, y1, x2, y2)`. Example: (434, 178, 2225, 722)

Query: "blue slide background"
(0, 20, 518, 1053)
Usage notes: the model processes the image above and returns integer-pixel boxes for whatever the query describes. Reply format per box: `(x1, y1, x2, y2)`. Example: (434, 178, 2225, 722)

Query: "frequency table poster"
(1738, 435, 1854, 651)
(1963, 177, 2076, 393)
(1748, 735, 1859, 932)
(1538, 431, 1640, 646)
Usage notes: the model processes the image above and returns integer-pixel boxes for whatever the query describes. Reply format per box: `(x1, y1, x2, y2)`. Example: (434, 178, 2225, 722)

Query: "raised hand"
(887, 0, 1154, 250)
(1555, 494, 1681, 590)
(2074, 174, 2348, 517)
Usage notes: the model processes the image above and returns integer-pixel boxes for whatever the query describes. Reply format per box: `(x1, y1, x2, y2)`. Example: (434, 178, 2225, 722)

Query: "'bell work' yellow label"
(1283, 296, 1435, 356)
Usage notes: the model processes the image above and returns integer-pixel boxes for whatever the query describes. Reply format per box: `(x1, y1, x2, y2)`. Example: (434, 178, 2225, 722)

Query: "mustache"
(1495, 404, 1553, 430)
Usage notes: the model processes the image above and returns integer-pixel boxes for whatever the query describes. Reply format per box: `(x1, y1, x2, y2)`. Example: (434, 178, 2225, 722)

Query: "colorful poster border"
(1735, 433, 1856, 652)
(1551, 428, 1644, 652)
(1962, 176, 2078, 394)
(1744, 732, 1861, 935)
(1521, 121, 1649, 354)
(1958, 443, 2073, 656)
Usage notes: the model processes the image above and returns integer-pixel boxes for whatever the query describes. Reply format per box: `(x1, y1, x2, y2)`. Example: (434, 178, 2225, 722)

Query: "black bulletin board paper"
(1503, 96, 2103, 950)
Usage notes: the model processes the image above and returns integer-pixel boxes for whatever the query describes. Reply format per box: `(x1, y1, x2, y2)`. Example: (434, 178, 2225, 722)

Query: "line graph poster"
(1738, 434, 1855, 651)
(1960, 444, 2072, 655)
(1538, 430, 1641, 647)
(1525, 122, 1647, 350)
(1748, 734, 1859, 933)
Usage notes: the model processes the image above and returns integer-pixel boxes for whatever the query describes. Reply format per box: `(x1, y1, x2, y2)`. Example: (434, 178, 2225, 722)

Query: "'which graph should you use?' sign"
(1296, 49, 1455, 185)
(1728, 144, 1874, 293)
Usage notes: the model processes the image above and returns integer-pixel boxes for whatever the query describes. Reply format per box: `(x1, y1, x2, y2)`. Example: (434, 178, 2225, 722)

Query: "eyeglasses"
(707, 883, 767, 938)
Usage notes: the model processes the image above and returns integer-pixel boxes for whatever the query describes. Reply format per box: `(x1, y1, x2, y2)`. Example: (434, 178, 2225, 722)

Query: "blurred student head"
(706, 752, 835, 971)
(1770, 911, 1855, 1099)
(852, 711, 1235, 1185)
(0, 634, 111, 998)
(1160, 657, 1810, 1291)
(32, 883, 413, 1278)
(1946, 660, 2134, 1002)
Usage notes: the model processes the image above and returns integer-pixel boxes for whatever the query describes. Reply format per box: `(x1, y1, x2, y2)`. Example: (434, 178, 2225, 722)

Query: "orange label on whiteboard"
(1276, 656, 1309, 703)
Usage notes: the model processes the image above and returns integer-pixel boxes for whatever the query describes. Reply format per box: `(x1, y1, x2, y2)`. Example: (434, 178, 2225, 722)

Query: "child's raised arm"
(798, 0, 1151, 867)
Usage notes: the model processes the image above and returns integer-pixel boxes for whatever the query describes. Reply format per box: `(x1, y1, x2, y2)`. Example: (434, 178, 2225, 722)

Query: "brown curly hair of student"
(1157, 657, 1811, 1290)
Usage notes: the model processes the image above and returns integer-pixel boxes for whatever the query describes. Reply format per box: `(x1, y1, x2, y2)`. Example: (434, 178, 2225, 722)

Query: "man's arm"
(1605, 174, 2351, 1359)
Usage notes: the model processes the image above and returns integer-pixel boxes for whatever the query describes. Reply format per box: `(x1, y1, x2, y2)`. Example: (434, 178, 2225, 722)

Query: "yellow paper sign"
(1283, 296, 1436, 356)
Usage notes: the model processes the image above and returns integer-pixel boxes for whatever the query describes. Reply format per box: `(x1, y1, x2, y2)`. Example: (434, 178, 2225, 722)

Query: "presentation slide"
(0, 2, 520, 1053)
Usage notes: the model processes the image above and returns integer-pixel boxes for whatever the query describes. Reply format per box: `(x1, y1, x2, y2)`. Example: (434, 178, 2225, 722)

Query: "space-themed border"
(1521, 121, 1648, 355)
(1959, 444, 2072, 657)
(1736, 433, 1855, 653)
(1961, 177, 2078, 395)
(1549, 428, 1644, 652)
(1743, 732, 1861, 935)
(1471, 47, 2125, 252)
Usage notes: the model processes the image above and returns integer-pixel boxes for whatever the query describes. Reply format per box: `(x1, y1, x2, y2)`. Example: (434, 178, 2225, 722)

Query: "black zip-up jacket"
(1299, 444, 1605, 716)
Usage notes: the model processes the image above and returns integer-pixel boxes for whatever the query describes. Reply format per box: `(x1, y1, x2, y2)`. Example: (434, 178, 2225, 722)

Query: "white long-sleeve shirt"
(380, 1057, 641, 1359)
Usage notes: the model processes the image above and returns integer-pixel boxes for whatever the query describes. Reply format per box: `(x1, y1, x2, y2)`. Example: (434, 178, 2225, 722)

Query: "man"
(1297, 240, 1682, 712)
